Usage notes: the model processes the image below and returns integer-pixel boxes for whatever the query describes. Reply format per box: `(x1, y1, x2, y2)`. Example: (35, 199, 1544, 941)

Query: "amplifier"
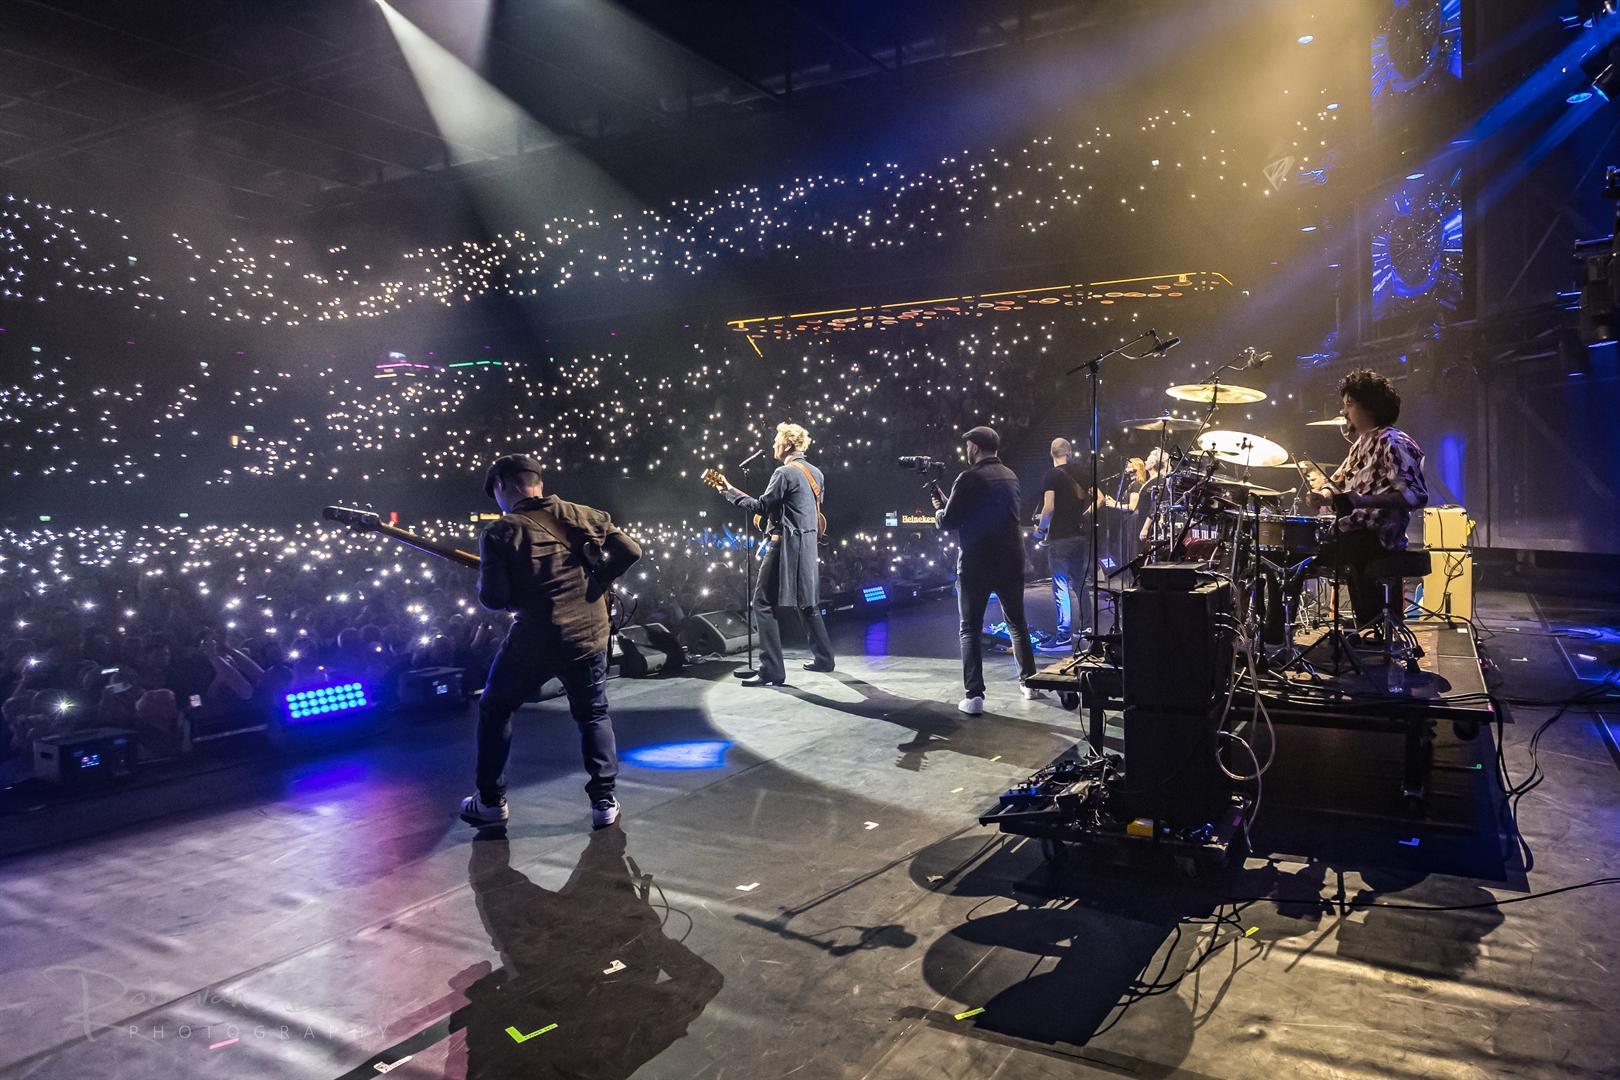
(679, 610, 752, 656)
(1419, 505, 1473, 620)
(1135, 562, 1210, 592)
(1122, 579, 1232, 711)
(33, 727, 137, 786)
(1118, 706, 1227, 827)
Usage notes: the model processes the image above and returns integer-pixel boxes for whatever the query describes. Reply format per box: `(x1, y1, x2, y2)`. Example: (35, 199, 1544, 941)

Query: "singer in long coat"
(723, 450, 835, 683)
(724, 452, 823, 607)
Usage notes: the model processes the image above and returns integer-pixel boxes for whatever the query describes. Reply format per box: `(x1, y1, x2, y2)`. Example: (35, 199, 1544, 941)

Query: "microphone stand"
(733, 453, 761, 679)
(1067, 328, 1157, 656)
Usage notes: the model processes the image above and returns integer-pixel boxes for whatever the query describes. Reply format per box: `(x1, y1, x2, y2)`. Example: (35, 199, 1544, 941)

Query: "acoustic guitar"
(701, 467, 827, 535)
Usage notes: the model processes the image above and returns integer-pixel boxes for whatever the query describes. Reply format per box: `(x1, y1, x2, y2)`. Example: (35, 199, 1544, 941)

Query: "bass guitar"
(322, 506, 622, 618)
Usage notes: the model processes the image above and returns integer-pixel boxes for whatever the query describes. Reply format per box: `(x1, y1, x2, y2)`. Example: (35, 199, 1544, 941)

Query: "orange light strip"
(728, 271, 1230, 336)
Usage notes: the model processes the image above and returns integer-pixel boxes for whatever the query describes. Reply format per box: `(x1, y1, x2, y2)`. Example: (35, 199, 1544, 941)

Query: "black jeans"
(957, 563, 1036, 697)
(753, 541, 835, 683)
(1316, 528, 1394, 628)
(477, 623, 617, 805)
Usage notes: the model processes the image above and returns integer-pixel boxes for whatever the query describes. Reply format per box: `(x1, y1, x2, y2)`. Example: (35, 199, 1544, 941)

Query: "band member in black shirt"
(1033, 438, 1095, 651)
(933, 426, 1044, 714)
(463, 454, 642, 831)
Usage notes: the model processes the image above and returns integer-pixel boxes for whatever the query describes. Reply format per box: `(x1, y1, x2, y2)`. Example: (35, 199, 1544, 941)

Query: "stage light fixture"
(1579, 39, 1620, 102)
(1298, 34, 1314, 45)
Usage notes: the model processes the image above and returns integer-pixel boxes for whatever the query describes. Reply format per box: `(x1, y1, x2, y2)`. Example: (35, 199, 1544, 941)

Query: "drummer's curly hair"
(1337, 369, 1401, 427)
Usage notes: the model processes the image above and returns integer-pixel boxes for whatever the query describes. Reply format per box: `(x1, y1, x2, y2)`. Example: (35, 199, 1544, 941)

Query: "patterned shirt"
(1331, 426, 1427, 549)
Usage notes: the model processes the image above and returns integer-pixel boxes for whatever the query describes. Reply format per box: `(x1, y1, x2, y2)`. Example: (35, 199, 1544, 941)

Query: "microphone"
(1147, 331, 1182, 355)
(1242, 347, 1271, 370)
(737, 447, 767, 468)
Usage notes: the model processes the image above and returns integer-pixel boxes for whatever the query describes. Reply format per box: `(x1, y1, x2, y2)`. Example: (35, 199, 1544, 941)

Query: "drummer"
(1304, 369, 1428, 629)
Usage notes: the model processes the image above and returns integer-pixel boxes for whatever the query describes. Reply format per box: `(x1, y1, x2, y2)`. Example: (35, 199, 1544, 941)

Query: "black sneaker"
(591, 796, 620, 829)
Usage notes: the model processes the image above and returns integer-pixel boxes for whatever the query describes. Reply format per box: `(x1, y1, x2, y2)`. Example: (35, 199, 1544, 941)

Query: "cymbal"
(1121, 414, 1200, 432)
(1306, 416, 1349, 426)
(1196, 429, 1290, 468)
(1166, 382, 1267, 405)
(1205, 476, 1287, 498)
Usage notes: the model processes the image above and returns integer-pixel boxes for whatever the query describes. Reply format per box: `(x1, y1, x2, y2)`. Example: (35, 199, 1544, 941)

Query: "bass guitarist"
(461, 454, 642, 832)
(706, 422, 835, 685)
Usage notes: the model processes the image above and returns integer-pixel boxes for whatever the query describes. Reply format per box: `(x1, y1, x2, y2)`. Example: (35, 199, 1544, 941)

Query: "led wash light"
(284, 682, 371, 720)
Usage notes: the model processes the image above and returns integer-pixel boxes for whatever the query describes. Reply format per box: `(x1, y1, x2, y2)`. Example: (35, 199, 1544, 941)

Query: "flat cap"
(483, 454, 545, 498)
(961, 425, 1000, 453)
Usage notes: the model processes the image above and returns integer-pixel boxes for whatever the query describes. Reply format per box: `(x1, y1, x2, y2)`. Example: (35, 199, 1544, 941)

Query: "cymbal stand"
(1066, 328, 1157, 657)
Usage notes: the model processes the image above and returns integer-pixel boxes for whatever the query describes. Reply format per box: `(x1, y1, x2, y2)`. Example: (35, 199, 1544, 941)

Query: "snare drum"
(1255, 514, 1329, 558)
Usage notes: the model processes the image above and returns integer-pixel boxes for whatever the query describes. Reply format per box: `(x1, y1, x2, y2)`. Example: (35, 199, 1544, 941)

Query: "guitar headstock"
(700, 468, 728, 491)
(323, 505, 382, 531)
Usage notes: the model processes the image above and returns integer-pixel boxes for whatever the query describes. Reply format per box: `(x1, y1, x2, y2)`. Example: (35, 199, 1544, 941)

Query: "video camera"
(897, 455, 950, 505)
(896, 454, 948, 477)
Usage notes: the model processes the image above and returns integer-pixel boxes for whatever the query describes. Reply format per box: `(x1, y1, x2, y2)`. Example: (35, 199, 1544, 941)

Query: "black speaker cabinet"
(616, 623, 685, 678)
(1121, 579, 1232, 711)
(678, 610, 751, 655)
(1119, 705, 1227, 827)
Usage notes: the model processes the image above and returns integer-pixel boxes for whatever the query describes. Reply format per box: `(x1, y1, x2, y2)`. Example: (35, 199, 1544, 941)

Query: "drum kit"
(1114, 379, 1351, 668)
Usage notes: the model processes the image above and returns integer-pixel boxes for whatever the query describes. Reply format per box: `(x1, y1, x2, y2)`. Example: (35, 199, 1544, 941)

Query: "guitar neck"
(373, 522, 481, 570)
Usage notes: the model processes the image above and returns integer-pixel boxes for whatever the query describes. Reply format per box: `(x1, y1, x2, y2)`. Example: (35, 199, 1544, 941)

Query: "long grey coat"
(725, 453, 823, 608)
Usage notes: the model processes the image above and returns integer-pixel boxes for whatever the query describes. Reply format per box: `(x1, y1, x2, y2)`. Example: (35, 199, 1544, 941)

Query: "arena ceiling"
(0, 0, 1139, 224)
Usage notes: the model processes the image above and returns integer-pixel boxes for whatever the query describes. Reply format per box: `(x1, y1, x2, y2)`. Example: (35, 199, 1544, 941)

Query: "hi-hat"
(1121, 414, 1201, 431)
(1166, 382, 1267, 404)
(1307, 416, 1349, 426)
(1196, 429, 1290, 468)
(1204, 476, 1288, 498)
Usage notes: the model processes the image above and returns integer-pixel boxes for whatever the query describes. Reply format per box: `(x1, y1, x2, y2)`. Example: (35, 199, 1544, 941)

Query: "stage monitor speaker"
(617, 623, 685, 678)
(34, 727, 137, 786)
(1122, 579, 1232, 711)
(678, 610, 751, 656)
(1118, 706, 1227, 827)
(400, 666, 465, 709)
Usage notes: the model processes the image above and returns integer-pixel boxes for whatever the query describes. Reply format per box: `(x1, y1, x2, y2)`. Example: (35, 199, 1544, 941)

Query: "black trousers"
(1317, 528, 1395, 628)
(476, 622, 617, 805)
(753, 541, 835, 682)
(957, 562, 1036, 697)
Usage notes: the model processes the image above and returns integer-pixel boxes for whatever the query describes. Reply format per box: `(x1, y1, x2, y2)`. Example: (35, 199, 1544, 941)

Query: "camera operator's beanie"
(962, 426, 1000, 453)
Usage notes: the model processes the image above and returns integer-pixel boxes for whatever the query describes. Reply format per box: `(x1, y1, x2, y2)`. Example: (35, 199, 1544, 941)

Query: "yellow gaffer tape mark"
(955, 1007, 985, 1021)
(505, 1023, 558, 1043)
(1244, 927, 1259, 938)
(989, 755, 1002, 763)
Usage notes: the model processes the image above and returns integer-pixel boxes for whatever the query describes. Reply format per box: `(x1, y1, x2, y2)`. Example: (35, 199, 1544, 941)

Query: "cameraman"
(931, 426, 1043, 715)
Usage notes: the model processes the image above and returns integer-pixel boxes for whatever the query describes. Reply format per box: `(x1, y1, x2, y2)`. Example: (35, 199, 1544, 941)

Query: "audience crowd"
(0, 517, 970, 775)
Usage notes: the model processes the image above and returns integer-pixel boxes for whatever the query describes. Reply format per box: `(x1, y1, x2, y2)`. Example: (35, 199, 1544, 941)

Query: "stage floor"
(2, 583, 1619, 1079)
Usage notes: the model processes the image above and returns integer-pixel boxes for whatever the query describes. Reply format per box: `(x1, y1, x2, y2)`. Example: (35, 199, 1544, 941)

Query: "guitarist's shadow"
(780, 672, 1072, 774)
(442, 829, 724, 1079)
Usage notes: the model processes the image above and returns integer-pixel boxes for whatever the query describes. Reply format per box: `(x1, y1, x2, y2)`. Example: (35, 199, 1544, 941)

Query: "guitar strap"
(789, 460, 828, 535)
(515, 505, 615, 582)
